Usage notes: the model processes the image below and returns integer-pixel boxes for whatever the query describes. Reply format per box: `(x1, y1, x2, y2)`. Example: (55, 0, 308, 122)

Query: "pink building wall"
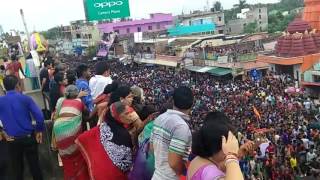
(98, 13, 174, 35)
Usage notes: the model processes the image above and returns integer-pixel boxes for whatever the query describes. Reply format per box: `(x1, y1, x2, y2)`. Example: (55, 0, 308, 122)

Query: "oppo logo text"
(94, 1, 123, 8)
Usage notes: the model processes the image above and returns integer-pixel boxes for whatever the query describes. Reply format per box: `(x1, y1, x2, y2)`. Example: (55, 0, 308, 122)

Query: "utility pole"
(0, 25, 4, 36)
(20, 9, 32, 51)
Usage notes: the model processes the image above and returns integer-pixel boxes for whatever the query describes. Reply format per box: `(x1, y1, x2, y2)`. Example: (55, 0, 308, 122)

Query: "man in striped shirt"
(151, 86, 193, 180)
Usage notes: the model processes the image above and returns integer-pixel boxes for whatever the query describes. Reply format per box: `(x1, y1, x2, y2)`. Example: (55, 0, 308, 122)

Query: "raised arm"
(222, 131, 244, 180)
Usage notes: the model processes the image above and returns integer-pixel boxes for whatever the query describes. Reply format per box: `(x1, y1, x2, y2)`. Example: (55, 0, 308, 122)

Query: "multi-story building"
(70, 20, 101, 48)
(97, 13, 174, 36)
(60, 25, 72, 40)
(226, 7, 268, 35)
(178, 10, 225, 35)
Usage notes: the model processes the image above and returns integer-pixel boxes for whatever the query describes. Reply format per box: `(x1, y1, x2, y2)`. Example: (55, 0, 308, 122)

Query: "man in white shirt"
(151, 87, 193, 180)
(306, 149, 317, 163)
(304, 100, 311, 109)
(89, 61, 112, 100)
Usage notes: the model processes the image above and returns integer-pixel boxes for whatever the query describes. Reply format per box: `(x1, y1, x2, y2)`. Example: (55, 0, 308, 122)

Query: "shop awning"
(198, 67, 215, 73)
(185, 66, 203, 72)
(137, 59, 177, 67)
(185, 66, 215, 73)
(207, 67, 232, 76)
(153, 60, 177, 67)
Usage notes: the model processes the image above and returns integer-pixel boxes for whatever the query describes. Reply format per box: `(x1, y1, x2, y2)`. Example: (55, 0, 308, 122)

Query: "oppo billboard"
(84, 0, 130, 21)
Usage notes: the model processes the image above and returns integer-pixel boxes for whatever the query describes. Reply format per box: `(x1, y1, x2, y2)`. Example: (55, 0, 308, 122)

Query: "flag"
(253, 106, 261, 120)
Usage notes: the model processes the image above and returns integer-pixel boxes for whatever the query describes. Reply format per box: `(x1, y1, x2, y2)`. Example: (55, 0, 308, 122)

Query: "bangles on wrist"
(224, 152, 239, 160)
(224, 158, 239, 166)
(225, 154, 238, 159)
(226, 152, 238, 157)
(224, 153, 239, 167)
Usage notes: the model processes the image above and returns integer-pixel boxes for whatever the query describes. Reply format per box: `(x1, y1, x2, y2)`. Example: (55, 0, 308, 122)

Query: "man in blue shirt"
(76, 64, 94, 112)
(0, 123, 9, 180)
(0, 75, 44, 180)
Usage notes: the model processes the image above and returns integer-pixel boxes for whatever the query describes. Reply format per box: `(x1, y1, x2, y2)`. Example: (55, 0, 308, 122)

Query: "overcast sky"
(0, 0, 279, 32)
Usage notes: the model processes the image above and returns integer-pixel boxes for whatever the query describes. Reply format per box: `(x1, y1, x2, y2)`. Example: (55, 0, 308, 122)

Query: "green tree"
(41, 27, 62, 40)
(267, 0, 303, 13)
(239, 0, 247, 11)
(268, 12, 296, 33)
(87, 46, 97, 57)
(244, 21, 258, 34)
(224, 9, 238, 23)
(214, 1, 222, 12)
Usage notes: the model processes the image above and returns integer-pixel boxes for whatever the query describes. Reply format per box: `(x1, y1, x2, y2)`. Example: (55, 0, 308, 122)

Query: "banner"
(84, 0, 130, 21)
(253, 106, 261, 120)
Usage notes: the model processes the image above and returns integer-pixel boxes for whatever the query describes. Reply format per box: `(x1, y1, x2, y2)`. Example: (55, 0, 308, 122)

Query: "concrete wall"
(181, 12, 225, 26)
(226, 7, 268, 35)
(304, 70, 313, 82)
(71, 25, 101, 47)
(24, 90, 45, 109)
(180, 11, 225, 34)
(98, 13, 174, 35)
(293, 64, 302, 81)
(251, 7, 268, 32)
(114, 21, 172, 35)
(269, 64, 276, 72)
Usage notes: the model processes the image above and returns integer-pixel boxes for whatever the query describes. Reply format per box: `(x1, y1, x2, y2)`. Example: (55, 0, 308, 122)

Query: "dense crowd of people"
(185, 42, 264, 61)
(0, 53, 320, 180)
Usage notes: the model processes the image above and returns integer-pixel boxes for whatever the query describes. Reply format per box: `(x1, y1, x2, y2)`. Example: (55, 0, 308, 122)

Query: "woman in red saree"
(76, 101, 145, 180)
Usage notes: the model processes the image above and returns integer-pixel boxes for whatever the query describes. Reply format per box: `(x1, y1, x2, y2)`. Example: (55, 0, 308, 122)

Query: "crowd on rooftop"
(185, 41, 264, 61)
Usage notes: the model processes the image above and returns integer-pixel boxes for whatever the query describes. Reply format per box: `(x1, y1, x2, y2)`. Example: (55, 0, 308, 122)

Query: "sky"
(0, 0, 280, 32)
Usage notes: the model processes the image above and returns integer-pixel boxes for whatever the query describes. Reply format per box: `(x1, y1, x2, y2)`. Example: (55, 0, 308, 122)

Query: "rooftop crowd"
(185, 41, 264, 61)
(0, 53, 319, 180)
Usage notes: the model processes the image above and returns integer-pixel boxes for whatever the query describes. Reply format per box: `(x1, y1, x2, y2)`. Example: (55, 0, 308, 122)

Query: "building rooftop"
(274, 18, 320, 57)
(214, 61, 269, 70)
(286, 19, 312, 34)
(98, 13, 173, 29)
(179, 10, 223, 19)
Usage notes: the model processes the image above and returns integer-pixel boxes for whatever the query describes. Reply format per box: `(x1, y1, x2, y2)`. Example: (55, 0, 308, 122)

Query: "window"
(218, 17, 222, 21)
(200, 19, 203, 24)
(314, 75, 320, 82)
(126, 28, 130, 33)
(148, 26, 153, 30)
(243, 23, 247, 27)
(259, 21, 262, 24)
(229, 27, 232, 33)
(260, 27, 262, 32)
(137, 27, 141, 32)
(88, 34, 92, 39)
(259, 9, 261, 13)
(218, 30, 224, 34)
(259, 15, 262, 19)
(76, 34, 81, 39)
(157, 23, 161, 29)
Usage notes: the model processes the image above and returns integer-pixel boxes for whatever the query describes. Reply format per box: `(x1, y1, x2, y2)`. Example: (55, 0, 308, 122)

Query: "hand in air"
(222, 131, 239, 156)
(238, 140, 255, 158)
